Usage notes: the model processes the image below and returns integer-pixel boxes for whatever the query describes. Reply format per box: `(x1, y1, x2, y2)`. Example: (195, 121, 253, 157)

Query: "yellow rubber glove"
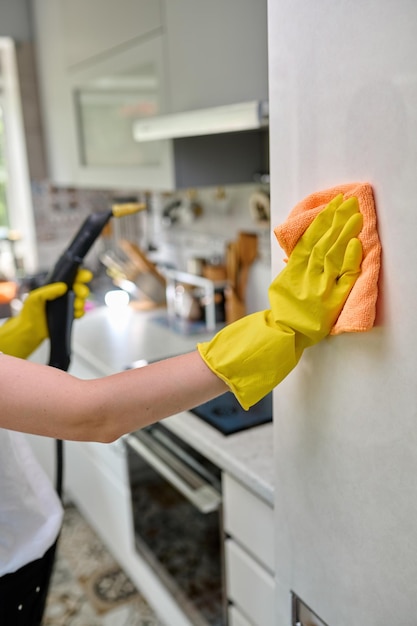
(0, 268, 92, 359)
(197, 195, 363, 409)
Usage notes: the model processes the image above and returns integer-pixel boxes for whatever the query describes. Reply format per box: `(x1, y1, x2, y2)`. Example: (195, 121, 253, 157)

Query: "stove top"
(190, 391, 272, 435)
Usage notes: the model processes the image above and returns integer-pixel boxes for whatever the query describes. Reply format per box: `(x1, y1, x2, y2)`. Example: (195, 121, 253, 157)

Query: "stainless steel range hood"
(133, 100, 268, 142)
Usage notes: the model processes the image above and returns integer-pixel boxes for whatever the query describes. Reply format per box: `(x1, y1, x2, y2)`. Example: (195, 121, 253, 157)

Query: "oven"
(124, 422, 227, 626)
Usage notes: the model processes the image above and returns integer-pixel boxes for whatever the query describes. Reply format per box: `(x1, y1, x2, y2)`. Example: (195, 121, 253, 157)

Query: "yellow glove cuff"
(198, 311, 302, 410)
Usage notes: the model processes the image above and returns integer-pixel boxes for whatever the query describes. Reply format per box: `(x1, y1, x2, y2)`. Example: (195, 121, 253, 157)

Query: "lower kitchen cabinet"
(26, 431, 276, 626)
(65, 440, 133, 558)
(223, 473, 275, 626)
(228, 605, 253, 626)
(223, 473, 274, 572)
(225, 539, 275, 626)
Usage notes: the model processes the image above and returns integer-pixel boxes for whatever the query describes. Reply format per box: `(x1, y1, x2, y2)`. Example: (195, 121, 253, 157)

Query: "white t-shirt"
(0, 428, 63, 576)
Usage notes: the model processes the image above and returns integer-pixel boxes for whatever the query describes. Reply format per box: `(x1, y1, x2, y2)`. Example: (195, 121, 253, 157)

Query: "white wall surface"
(268, 1, 417, 624)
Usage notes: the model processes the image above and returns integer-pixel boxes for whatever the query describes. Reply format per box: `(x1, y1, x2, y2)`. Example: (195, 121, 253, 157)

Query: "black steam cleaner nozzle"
(45, 203, 145, 371)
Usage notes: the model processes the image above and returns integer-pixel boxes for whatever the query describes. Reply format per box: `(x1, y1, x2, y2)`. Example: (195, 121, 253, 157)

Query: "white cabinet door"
(33, 0, 268, 189)
(67, 35, 174, 189)
(33, 0, 75, 185)
(65, 439, 134, 559)
(225, 538, 275, 626)
(24, 433, 56, 485)
(228, 605, 253, 626)
(33, 0, 174, 190)
(164, 0, 268, 112)
(62, 0, 162, 68)
(223, 473, 275, 626)
(223, 473, 274, 573)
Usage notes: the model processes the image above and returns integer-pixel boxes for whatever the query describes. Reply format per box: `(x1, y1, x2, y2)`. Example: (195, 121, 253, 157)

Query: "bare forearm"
(0, 352, 228, 442)
(89, 352, 228, 441)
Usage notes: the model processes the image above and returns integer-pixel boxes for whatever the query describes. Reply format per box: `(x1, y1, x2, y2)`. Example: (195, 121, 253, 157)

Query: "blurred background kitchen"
(0, 0, 271, 330)
(0, 3, 275, 626)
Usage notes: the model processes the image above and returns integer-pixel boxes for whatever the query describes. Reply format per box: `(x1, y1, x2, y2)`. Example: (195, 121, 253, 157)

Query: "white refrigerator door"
(268, 1, 417, 625)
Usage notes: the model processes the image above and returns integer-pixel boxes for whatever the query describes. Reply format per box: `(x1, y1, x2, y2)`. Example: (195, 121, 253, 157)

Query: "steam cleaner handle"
(45, 211, 112, 370)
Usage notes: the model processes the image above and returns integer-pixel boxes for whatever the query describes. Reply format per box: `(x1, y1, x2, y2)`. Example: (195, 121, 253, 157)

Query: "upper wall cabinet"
(65, 35, 174, 190)
(164, 0, 268, 113)
(62, 0, 162, 68)
(32, 0, 268, 191)
(33, 0, 173, 190)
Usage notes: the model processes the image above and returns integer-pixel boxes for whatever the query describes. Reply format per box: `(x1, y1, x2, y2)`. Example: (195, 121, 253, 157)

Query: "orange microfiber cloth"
(274, 182, 381, 335)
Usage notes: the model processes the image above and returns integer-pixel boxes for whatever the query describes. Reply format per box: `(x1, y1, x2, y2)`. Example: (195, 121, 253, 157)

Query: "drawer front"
(228, 605, 253, 626)
(225, 538, 275, 626)
(223, 473, 274, 572)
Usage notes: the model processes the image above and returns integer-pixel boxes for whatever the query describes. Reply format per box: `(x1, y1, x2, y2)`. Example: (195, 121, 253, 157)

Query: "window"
(0, 38, 37, 274)
(0, 103, 8, 227)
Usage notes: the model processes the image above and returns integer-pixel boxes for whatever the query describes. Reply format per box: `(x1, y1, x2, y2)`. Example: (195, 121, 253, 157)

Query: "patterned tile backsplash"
(31, 180, 271, 313)
(31, 181, 117, 270)
(32, 181, 271, 274)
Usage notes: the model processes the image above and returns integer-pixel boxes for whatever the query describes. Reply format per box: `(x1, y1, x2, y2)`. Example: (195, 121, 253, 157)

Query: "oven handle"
(125, 434, 222, 514)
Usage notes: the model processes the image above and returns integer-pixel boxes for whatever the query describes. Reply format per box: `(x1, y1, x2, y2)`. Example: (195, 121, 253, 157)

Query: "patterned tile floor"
(42, 504, 164, 626)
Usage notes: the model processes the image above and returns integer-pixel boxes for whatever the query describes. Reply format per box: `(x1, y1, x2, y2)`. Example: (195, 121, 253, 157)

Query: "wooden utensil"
(226, 241, 239, 288)
(225, 285, 246, 323)
(237, 232, 258, 302)
(225, 240, 246, 323)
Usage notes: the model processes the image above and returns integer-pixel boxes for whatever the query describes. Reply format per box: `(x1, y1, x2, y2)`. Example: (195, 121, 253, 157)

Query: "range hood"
(133, 100, 268, 142)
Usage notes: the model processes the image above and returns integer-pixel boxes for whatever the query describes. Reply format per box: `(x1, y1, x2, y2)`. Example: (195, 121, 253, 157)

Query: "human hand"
(0, 268, 92, 359)
(72, 268, 93, 318)
(197, 195, 363, 409)
(268, 193, 363, 347)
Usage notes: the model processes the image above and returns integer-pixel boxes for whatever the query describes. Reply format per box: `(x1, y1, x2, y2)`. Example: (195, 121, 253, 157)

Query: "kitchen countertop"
(71, 305, 274, 505)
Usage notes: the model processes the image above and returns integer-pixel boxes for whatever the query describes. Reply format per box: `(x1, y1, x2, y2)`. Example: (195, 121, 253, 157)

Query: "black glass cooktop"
(190, 391, 273, 435)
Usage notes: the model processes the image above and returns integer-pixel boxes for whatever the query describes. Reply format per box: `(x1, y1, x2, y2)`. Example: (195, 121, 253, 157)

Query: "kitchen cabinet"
(32, 0, 268, 190)
(65, 34, 174, 189)
(61, 0, 162, 68)
(228, 605, 252, 626)
(33, 0, 173, 189)
(223, 473, 275, 626)
(65, 438, 132, 554)
(164, 0, 268, 113)
(226, 539, 275, 626)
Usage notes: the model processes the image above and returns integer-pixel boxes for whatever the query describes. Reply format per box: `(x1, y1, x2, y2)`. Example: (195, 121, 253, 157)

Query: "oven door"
(124, 424, 227, 626)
